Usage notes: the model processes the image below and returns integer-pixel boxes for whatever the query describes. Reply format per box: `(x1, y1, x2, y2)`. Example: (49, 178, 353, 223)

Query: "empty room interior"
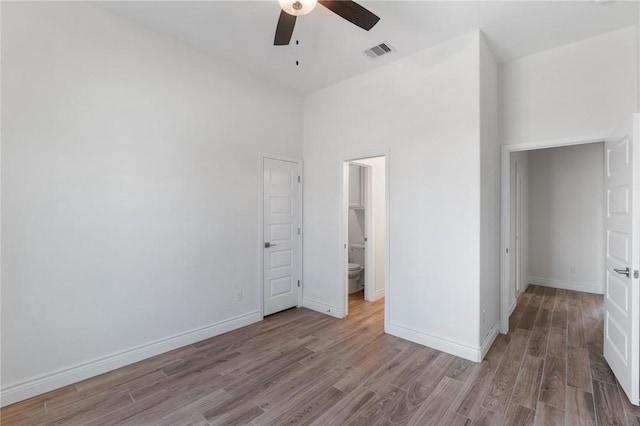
(2, 1, 640, 424)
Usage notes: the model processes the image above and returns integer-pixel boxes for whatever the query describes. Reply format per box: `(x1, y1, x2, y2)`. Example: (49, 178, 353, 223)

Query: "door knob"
(614, 267, 630, 278)
(264, 242, 277, 248)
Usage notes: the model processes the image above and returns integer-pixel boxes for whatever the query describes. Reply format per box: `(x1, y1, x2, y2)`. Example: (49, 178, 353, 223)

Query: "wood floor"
(2, 286, 639, 425)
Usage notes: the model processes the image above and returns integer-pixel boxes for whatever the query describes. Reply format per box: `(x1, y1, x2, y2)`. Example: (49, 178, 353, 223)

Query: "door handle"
(614, 267, 630, 278)
(264, 242, 277, 248)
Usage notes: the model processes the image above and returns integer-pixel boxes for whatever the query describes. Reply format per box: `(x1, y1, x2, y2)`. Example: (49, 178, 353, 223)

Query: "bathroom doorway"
(342, 155, 387, 317)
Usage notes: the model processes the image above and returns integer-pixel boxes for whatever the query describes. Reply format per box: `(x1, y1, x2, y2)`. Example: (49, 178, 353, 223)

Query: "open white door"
(263, 157, 301, 316)
(603, 114, 640, 405)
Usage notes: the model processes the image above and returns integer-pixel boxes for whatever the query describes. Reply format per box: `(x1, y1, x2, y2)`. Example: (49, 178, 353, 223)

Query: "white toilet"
(348, 263, 363, 294)
(348, 244, 365, 294)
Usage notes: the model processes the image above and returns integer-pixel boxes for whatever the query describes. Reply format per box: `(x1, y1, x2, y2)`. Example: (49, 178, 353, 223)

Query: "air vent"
(363, 42, 395, 60)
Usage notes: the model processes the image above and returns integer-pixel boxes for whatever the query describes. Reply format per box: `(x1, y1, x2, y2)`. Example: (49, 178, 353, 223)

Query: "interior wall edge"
(480, 321, 500, 360)
(372, 288, 385, 301)
(386, 322, 483, 363)
(0, 311, 261, 407)
(302, 298, 342, 319)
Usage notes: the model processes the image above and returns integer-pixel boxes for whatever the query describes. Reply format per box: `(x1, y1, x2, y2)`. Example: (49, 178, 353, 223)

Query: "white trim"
(508, 298, 517, 316)
(372, 288, 385, 301)
(515, 164, 522, 293)
(528, 276, 604, 295)
(0, 311, 261, 407)
(364, 165, 374, 302)
(384, 153, 390, 334)
(302, 298, 341, 319)
(500, 136, 605, 335)
(500, 145, 511, 334)
(387, 323, 482, 362)
(505, 135, 605, 153)
(341, 161, 350, 318)
(481, 322, 500, 360)
(259, 153, 303, 319)
(630, 114, 640, 404)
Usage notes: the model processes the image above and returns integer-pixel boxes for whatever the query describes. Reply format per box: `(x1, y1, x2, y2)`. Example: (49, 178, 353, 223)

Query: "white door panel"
(263, 158, 300, 316)
(603, 114, 639, 405)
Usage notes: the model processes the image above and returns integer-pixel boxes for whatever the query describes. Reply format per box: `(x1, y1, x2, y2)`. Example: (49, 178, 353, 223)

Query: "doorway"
(500, 139, 604, 334)
(261, 154, 302, 317)
(499, 120, 640, 405)
(342, 155, 387, 318)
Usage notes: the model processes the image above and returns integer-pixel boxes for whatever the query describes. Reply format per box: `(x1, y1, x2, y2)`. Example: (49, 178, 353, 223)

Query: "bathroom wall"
(355, 157, 386, 301)
(348, 164, 366, 254)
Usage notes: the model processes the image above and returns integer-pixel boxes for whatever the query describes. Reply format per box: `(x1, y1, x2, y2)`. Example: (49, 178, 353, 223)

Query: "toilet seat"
(348, 263, 361, 271)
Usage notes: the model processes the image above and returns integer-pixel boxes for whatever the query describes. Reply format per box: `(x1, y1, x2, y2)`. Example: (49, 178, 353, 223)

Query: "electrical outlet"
(236, 290, 243, 302)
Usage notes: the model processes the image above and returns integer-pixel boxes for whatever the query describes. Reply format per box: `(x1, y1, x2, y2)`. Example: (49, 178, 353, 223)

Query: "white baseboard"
(302, 298, 341, 319)
(386, 323, 482, 362)
(508, 298, 517, 316)
(480, 322, 500, 360)
(528, 276, 604, 295)
(0, 311, 261, 407)
(372, 288, 385, 301)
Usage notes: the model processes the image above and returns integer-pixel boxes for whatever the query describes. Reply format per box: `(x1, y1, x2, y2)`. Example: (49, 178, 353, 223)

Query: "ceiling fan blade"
(318, 0, 380, 31)
(274, 10, 296, 45)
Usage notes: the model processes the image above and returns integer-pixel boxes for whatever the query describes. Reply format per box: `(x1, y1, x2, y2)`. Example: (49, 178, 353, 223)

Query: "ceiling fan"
(274, 0, 380, 46)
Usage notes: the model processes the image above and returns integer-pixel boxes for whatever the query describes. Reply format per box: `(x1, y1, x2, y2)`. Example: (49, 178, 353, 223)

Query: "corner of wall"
(302, 298, 342, 319)
(478, 26, 500, 346)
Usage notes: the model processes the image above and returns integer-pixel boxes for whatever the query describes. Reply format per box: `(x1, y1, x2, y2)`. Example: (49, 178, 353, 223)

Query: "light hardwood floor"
(2, 286, 639, 425)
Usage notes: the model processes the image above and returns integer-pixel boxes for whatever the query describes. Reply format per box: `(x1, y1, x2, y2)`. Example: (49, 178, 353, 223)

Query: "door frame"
(340, 151, 390, 332)
(499, 135, 604, 334)
(349, 162, 375, 302)
(259, 153, 303, 319)
(514, 162, 522, 294)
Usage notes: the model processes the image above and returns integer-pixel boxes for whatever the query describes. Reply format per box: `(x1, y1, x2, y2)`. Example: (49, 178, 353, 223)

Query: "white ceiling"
(98, 1, 639, 94)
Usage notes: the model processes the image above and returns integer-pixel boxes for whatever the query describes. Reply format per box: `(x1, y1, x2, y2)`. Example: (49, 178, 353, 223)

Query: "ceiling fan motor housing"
(278, 0, 317, 16)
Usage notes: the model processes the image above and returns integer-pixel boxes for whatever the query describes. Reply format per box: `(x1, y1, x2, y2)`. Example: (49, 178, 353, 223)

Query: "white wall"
(509, 151, 529, 308)
(303, 31, 485, 360)
(1, 2, 302, 405)
(528, 143, 605, 294)
(354, 157, 386, 301)
(500, 26, 638, 145)
(479, 34, 500, 347)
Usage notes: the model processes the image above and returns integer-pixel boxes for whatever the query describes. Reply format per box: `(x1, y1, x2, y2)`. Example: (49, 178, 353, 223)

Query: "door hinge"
(297, 280, 300, 287)
(634, 270, 639, 279)
(298, 176, 301, 183)
(297, 227, 301, 235)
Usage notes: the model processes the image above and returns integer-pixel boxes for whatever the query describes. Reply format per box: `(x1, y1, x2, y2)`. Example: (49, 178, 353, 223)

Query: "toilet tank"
(350, 244, 365, 267)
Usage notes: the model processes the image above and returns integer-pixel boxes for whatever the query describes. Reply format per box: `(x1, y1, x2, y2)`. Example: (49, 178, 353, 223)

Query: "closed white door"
(603, 114, 639, 405)
(263, 157, 300, 316)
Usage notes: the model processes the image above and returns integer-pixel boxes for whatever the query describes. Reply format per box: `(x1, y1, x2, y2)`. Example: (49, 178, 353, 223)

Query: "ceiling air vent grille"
(363, 42, 395, 60)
